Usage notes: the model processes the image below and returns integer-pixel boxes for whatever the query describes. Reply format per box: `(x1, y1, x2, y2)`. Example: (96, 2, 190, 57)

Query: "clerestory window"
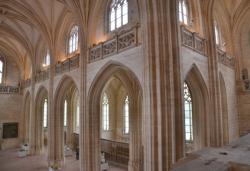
(68, 26, 79, 54)
(179, 0, 189, 25)
(43, 50, 50, 67)
(110, 0, 128, 31)
(102, 93, 109, 131)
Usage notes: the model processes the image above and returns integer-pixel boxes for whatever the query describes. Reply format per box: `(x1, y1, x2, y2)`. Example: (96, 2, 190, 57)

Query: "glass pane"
(111, 21, 115, 31)
(184, 82, 193, 142)
(0, 61, 3, 72)
(76, 105, 79, 127)
(43, 99, 48, 128)
(64, 100, 67, 127)
(116, 17, 122, 28)
(122, 1, 128, 25)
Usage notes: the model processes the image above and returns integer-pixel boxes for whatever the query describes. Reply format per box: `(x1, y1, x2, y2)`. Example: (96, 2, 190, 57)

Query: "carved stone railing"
(101, 139, 129, 165)
(181, 26, 207, 56)
(55, 54, 80, 75)
(89, 25, 139, 63)
(242, 79, 250, 91)
(0, 85, 20, 94)
(35, 69, 49, 83)
(22, 55, 80, 87)
(21, 79, 31, 88)
(217, 48, 235, 69)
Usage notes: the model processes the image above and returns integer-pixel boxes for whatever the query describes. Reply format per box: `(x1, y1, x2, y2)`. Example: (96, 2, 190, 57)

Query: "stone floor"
(0, 148, 127, 171)
(171, 133, 250, 171)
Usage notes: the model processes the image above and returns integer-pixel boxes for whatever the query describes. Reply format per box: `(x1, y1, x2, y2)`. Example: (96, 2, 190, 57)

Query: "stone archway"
(53, 75, 79, 167)
(34, 86, 48, 154)
(183, 65, 210, 152)
(86, 62, 143, 171)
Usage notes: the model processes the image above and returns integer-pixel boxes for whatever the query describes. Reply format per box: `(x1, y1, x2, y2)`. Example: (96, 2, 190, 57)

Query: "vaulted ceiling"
(0, 0, 71, 78)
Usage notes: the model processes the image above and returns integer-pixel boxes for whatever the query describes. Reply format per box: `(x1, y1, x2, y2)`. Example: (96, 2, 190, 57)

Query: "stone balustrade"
(22, 54, 80, 88)
(216, 48, 235, 69)
(21, 79, 31, 88)
(242, 79, 250, 91)
(101, 139, 129, 165)
(55, 54, 79, 75)
(181, 26, 207, 56)
(35, 69, 49, 83)
(0, 85, 20, 94)
(89, 25, 139, 63)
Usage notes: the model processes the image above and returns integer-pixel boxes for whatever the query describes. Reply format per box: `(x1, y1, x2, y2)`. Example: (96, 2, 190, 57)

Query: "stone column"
(141, 0, 183, 170)
(128, 96, 143, 171)
(29, 71, 36, 155)
(201, 0, 223, 147)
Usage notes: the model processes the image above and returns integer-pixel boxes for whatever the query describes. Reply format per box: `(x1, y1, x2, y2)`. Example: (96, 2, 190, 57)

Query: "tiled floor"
(0, 148, 127, 171)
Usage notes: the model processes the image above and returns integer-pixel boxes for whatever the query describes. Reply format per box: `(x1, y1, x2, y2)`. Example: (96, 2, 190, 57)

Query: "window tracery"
(68, 26, 79, 54)
(110, 0, 128, 31)
(64, 100, 67, 127)
(43, 98, 48, 128)
(184, 82, 193, 143)
(179, 0, 189, 25)
(102, 93, 109, 131)
(0, 59, 3, 84)
(43, 50, 50, 67)
(123, 95, 129, 134)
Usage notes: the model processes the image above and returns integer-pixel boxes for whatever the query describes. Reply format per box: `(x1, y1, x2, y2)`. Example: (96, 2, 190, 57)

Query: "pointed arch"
(53, 75, 79, 165)
(86, 62, 143, 170)
(183, 64, 210, 152)
(34, 86, 48, 154)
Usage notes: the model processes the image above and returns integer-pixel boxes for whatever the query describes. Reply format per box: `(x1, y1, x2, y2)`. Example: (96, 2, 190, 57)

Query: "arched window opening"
(214, 21, 225, 50)
(124, 95, 129, 134)
(214, 22, 220, 45)
(43, 98, 48, 128)
(184, 82, 193, 144)
(110, 0, 128, 31)
(179, 0, 189, 25)
(0, 59, 3, 84)
(43, 50, 50, 67)
(64, 100, 68, 127)
(68, 26, 79, 54)
(102, 93, 109, 131)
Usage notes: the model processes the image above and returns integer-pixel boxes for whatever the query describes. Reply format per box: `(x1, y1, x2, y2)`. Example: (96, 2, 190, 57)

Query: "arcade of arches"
(1, 0, 250, 171)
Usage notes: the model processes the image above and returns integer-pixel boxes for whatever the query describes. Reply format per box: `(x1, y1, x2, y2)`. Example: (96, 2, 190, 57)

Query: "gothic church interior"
(0, 0, 250, 171)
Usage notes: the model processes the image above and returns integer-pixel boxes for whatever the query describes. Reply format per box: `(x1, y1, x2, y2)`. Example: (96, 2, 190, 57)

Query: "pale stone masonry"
(0, 0, 250, 171)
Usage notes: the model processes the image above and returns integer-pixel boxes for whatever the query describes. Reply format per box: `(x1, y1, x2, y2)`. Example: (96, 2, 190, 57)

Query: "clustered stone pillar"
(202, 0, 224, 147)
(29, 71, 36, 155)
(128, 95, 143, 171)
(141, 0, 183, 170)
